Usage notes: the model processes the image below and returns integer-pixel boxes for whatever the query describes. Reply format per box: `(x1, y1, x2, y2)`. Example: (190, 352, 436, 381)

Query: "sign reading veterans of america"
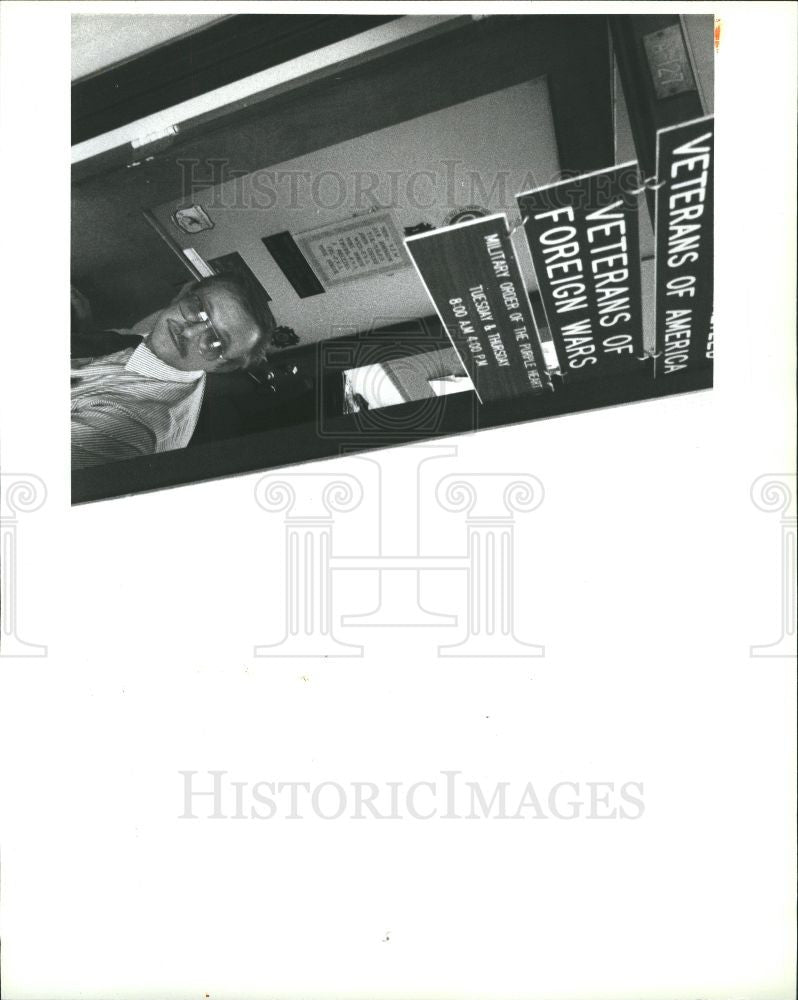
(653, 115, 714, 377)
(404, 215, 550, 404)
(517, 163, 645, 382)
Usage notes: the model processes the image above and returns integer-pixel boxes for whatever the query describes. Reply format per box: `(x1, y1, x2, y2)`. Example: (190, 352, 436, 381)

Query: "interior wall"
(682, 14, 715, 114)
(71, 14, 227, 81)
(150, 79, 560, 343)
(72, 15, 614, 332)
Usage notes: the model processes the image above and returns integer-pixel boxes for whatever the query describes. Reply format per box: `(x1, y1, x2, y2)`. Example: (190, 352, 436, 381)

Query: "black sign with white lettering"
(517, 164, 646, 383)
(653, 116, 714, 377)
(404, 215, 551, 403)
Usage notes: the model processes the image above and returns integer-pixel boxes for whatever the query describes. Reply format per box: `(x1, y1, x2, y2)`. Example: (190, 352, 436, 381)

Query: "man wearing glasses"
(71, 274, 275, 469)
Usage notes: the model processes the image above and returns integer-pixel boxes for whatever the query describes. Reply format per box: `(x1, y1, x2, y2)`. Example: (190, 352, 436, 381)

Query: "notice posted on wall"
(294, 211, 410, 287)
(404, 214, 551, 404)
(653, 115, 714, 378)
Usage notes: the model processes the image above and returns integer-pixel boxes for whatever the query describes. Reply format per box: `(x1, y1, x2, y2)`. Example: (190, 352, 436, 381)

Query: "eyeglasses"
(178, 293, 229, 362)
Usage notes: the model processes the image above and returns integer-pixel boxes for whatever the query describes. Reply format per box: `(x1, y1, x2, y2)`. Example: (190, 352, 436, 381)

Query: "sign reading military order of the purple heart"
(653, 115, 714, 378)
(516, 163, 646, 382)
(404, 215, 551, 403)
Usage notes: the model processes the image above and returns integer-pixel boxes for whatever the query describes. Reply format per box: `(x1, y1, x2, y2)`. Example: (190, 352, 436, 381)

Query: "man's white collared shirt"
(71, 341, 205, 469)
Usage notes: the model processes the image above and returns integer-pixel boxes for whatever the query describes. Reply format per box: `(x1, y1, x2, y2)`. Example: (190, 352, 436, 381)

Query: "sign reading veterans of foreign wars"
(517, 163, 645, 382)
(404, 215, 550, 404)
(653, 116, 714, 377)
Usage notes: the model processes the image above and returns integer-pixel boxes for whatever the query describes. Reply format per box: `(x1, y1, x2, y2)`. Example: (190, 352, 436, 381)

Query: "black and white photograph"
(0, 4, 796, 1000)
(70, 11, 715, 503)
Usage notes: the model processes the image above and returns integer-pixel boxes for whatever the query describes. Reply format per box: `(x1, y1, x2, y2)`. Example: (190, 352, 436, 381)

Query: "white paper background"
(1, 3, 795, 998)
